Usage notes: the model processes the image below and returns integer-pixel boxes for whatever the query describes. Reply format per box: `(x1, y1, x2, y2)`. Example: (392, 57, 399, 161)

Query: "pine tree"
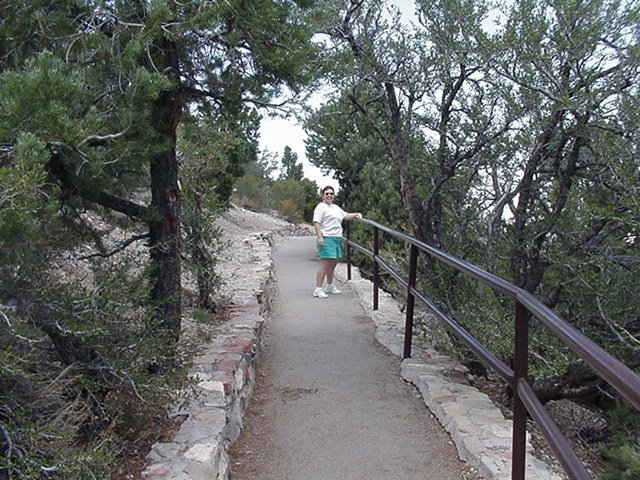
(1, 0, 317, 343)
(280, 145, 304, 181)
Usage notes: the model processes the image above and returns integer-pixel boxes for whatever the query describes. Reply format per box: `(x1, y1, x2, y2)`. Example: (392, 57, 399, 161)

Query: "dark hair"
(321, 185, 334, 195)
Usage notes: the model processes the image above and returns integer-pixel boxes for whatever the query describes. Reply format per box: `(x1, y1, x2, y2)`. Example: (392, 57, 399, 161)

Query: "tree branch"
(78, 233, 149, 260)
(46, 145, 149, 221)
(80, 130, 127, 147)
(181, 84, 291, 109)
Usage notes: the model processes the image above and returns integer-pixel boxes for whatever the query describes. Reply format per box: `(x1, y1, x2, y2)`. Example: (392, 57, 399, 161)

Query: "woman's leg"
(325, 259, 339, 285)
(316, 258, 332, 287)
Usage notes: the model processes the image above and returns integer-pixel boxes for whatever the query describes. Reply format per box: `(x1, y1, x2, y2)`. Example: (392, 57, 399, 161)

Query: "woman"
(312, 186, 363, 298)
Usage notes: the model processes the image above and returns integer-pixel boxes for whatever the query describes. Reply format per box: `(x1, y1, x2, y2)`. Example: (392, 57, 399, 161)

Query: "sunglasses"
(324, 192, 334, 196)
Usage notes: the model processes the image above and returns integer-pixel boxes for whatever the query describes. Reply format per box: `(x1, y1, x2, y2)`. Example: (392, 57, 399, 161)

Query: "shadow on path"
(229, 237, 480, 480)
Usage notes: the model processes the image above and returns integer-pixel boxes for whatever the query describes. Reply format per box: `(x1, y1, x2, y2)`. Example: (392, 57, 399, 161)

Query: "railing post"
(512, 301, 529, 480)
(346, 222, 352, 281)
(403, 244, 418, 359)
(373, 225, 379, 310)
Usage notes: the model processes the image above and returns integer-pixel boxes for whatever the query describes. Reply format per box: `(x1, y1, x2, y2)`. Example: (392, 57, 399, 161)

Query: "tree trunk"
(532, 372, 605, 405)
(149, 35, 182, 341)
(383, 82, 438, 249)
(187, 217, 218, 312)
(509, 109, 564, 291)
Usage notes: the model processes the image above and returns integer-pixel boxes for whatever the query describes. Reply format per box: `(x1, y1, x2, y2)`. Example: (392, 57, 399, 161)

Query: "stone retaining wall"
(142, 232, 275, 480)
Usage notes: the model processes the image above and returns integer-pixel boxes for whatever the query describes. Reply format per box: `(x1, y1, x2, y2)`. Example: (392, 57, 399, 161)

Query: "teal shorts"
(317, 236, 342, 259)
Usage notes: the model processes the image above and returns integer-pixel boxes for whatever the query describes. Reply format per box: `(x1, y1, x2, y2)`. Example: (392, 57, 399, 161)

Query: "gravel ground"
(211, 205, 313, 297)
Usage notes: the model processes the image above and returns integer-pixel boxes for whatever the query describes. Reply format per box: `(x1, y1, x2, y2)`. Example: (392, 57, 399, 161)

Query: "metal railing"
(344, 218, 640, 480)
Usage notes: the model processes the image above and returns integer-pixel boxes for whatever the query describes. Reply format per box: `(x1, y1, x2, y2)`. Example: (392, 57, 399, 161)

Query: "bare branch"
(80, 130, 128, 147)
(78, 233, 150, 260)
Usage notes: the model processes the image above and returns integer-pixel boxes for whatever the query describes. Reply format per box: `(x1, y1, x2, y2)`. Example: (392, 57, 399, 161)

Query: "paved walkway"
(229, 237, 479, 479)
(142, 230, 562, 480)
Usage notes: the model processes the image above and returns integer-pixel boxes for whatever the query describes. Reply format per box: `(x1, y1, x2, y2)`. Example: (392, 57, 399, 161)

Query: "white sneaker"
(313, 287, 328, 298)
(324, 284, 341, 294)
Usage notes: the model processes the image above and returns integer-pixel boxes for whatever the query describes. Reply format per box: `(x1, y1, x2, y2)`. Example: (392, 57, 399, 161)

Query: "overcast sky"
(258, 0, 417, 191)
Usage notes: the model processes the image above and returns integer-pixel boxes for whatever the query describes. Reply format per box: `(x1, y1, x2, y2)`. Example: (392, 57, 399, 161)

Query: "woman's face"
(323, 190, 335, 204)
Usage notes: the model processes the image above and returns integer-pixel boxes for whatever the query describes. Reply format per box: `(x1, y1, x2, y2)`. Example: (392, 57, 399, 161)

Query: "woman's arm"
(313, 221, 324, 245)
(344, 212, 363, 221)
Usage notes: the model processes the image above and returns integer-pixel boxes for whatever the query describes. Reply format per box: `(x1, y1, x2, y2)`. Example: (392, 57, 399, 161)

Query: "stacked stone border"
(143, 232, 275, 480)
(336, 264, 563, 480)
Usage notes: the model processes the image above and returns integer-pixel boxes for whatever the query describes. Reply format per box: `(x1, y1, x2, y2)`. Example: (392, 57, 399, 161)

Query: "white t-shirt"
(313, 202, 347, 237)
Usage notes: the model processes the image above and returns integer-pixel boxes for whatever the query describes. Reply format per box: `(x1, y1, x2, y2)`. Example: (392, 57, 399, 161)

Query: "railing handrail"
(345, 217, 640, 480)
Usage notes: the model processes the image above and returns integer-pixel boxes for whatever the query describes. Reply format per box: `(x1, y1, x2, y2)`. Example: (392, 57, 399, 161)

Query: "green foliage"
(1, 52, 92, 139)
(270, 179, 307, 223)
(350, 162, 405, 228)
(280, 146, 304, 181)
(192, 308, 213, 324)
(305, 93, 388, 196)
(0, 249, 183, 479)
(602, 443, 640, 479)
(233, 149, 318, 222)
(180, 106, 260, 211)
(0, 133, 55, 243)
(179, 112, 250, 311)
(233, 150, 275, 211)
(234, 173, 271, 212)
(602, 403, 640, 479)
(299, 178, 321, 222)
